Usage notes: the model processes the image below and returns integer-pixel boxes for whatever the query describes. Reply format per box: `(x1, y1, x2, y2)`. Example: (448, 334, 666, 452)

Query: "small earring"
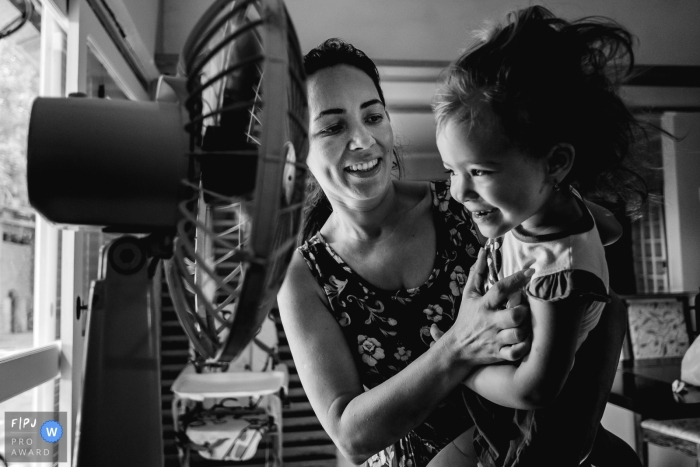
(553, 180, 561, 192)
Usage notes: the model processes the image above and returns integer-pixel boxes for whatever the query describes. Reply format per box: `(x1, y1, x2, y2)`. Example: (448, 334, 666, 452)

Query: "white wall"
(161, 0, 215, 55)
(662, 112, 700, 294)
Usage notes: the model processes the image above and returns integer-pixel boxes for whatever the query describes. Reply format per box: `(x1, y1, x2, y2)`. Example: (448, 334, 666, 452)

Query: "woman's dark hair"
(301, 38, 402, 242)
(304, 38, 386, 106)
(433, 6, 656, 218)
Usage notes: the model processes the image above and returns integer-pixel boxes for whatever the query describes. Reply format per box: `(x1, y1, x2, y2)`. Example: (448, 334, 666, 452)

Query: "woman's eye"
(366, 114, 383, 124)
(471, 169, 488, 176)
(319, 124, 342, 135)
(443, 168, 454, 176)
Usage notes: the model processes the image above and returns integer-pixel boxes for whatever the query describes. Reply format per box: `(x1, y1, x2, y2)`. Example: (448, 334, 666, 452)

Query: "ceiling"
(285, 0, 700, 66)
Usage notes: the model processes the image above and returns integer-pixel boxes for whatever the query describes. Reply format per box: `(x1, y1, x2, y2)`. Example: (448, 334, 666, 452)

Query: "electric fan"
(26, 0, 308, 465)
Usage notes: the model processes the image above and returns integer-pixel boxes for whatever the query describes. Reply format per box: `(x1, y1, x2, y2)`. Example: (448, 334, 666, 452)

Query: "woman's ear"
(546, 143, 575, 182)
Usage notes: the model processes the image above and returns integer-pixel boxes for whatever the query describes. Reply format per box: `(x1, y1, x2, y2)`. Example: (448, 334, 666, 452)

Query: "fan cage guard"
(165, 0, 308, 365)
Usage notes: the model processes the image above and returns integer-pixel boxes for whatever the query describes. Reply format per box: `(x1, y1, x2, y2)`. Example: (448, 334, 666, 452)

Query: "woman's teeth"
(346, 158, 379, 172)
(472, 209, 496, 219)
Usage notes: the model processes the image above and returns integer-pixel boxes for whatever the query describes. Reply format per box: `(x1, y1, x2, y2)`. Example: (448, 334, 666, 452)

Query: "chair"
(170, 314, 289, 467)
(621, 293, 699, 466)
(623, 293, 694, 362)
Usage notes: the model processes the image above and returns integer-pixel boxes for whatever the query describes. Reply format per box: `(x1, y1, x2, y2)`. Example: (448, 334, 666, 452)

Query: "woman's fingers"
(451, 260, 533, 366)
(493, 303, 530, 329)
(496, 325, 530, 346)
(464, 248, 488, 298)
(429, 323, 445, 347)
(499, 341, 532, 361)
(495, 304, 532, 361)
(483, 268, 534, 309)
(506, 290, 523, 308)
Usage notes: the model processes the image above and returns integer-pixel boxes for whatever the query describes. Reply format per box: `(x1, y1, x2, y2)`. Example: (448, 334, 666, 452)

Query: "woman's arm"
(278, 249, 532, 464)
(464, 294, 587, 410)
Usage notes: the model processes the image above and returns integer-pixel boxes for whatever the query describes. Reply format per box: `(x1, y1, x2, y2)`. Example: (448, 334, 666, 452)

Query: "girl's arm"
(464, 295, 587, 410)
(278, 250, 531, 465)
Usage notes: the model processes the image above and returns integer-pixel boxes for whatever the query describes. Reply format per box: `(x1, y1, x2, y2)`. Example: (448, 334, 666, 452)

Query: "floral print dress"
(298, 180, 481, 467)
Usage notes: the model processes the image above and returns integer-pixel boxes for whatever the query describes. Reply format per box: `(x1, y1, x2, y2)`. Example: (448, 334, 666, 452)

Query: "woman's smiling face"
(306, 65, 394, 210)
(437, 118, 553, 239)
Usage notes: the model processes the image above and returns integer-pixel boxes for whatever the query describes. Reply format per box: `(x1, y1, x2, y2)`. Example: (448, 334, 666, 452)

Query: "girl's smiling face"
(306, 65, 394, 210)
(437, 118, 554, 239)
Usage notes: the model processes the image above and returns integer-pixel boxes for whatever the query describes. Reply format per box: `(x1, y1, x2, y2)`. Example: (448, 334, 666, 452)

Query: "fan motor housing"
(27, 97, 189, 231)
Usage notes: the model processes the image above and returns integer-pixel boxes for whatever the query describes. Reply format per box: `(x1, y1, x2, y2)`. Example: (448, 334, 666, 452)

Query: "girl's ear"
(546, 143, 575, 182)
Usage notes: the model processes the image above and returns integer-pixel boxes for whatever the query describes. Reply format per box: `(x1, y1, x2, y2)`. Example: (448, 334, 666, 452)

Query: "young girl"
(431, 6, 651, 466)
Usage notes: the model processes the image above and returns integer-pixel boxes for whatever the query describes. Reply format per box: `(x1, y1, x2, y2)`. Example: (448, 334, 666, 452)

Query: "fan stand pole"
(73, 236, 164, 467)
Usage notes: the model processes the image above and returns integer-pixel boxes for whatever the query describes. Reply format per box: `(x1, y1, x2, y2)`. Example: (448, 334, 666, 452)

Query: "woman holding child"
(279, 6, 645, 466)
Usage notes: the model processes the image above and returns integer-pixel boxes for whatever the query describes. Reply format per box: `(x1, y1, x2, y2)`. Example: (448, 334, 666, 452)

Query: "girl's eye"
(443, 168, 454, 176)
(366, 114, 383, 124)
(471, 169, 488, 176)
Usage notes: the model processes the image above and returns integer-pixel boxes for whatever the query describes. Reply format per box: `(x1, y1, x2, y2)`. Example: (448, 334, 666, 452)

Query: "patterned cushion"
(627, 299, 690, 359)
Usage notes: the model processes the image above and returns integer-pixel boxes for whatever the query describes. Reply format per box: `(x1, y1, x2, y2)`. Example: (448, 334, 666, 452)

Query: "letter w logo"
(47, 428, 58, 437)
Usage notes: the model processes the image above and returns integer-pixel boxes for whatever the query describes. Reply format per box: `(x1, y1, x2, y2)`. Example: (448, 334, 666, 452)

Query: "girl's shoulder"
(502, 207, 609, 303)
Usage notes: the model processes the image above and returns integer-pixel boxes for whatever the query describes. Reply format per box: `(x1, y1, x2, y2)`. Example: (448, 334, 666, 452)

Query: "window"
(632, 203, 670, 293)
(0, 0, 66, 427)
(0, 0, 45, 356)
(0, 1, 149, 463)
(630, 114, 670, 293)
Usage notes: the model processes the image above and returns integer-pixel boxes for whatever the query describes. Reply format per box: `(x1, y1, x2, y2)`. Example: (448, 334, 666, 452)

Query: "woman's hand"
(280, 248, 531, 463)
(433, 248, 533, 367)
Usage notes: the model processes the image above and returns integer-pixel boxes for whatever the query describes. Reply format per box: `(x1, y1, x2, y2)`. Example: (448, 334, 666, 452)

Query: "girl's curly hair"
(434, 6, 661, 219)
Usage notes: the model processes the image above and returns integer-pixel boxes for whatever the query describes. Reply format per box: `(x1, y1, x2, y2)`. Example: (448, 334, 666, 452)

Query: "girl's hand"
(436, 248, 533, 366)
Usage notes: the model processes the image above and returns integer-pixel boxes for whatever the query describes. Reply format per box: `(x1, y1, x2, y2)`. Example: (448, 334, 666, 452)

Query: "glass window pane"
(0, 0, 41, 355)
(86, 44, 128, 100)
(0, 2, 66, 358)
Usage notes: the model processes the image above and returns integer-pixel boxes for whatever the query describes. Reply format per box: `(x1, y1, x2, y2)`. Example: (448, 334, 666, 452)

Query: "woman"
(278, 38, 628, 467)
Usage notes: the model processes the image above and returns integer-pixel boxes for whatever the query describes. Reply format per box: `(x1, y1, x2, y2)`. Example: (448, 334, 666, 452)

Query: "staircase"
(161, 281, 191, 467)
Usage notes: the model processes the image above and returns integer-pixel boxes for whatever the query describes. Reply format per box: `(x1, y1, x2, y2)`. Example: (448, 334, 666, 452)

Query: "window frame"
(0, 1, 150, 463)
(0, 0, 67, 406)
